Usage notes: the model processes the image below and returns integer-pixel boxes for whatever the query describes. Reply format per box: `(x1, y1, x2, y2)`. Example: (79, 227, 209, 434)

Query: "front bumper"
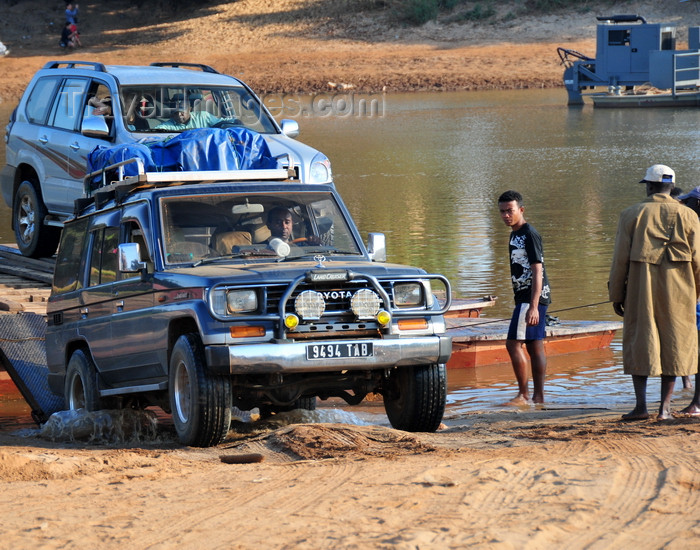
(205, 335, 452, 375)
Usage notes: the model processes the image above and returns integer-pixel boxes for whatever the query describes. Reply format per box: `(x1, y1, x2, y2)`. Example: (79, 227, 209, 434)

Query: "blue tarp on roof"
(87, 127, 277, 188)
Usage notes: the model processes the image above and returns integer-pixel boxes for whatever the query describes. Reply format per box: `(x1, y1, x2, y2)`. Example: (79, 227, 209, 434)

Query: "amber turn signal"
(397, 318, 428, 331)
(230, 325, 266, 338)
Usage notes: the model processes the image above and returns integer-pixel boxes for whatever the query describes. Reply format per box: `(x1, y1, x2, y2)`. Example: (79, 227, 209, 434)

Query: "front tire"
(383, 364, 446, 432)
(64, 349, 103, 411)
(14, 180, 60, 258)
(169, 333, 232, 447)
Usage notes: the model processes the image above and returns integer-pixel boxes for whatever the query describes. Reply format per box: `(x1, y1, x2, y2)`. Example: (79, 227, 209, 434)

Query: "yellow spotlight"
(230, 325, 266, 338)
(376, 310, 391, 326)
(285, 314, 300, 329)
(397, 318, 428, 331)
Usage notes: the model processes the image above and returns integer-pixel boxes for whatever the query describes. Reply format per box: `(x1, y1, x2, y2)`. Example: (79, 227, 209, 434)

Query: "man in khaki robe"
(609, 164, 700, 420)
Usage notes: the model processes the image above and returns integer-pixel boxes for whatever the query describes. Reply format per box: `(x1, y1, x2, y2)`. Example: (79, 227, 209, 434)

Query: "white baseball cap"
(640, 164, 675, 184)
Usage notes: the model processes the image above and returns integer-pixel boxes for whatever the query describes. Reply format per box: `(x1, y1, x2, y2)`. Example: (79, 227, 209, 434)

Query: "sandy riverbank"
(1, 404, 699, 548)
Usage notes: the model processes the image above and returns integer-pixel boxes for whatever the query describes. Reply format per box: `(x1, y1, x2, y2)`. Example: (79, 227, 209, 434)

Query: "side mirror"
(118, 243, 147, 273)
(367, 232, 386, 262)
(81, 105, 110, 139)
(280, 119, 299, 138)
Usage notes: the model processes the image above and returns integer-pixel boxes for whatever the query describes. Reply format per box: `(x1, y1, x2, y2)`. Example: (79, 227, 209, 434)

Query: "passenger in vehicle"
(155, 103, 221, 131)
(87, 95, 113, 131)
(88, 95, 112, 117)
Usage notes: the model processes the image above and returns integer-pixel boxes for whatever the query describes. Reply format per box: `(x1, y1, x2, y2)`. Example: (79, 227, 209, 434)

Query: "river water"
(1, 88, 700, 424)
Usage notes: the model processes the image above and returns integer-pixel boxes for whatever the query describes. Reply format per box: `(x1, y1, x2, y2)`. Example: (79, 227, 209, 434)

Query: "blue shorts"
(507, 303, 548, 341)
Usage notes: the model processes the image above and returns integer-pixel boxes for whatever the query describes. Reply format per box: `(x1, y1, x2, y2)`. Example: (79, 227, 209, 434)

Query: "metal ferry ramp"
(0, 313, 64, 424)
(0, 244, 63, 424)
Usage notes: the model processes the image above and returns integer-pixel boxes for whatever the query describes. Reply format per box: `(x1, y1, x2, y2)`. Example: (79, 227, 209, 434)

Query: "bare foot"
(503, 395, 531, 407)
(678, 404, 700, 416)
(621, 410, 650, 421)
(656, 412, 672, 421)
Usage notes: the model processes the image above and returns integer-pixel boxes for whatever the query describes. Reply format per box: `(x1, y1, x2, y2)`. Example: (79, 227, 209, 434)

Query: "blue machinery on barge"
(558, 14, 700, 107)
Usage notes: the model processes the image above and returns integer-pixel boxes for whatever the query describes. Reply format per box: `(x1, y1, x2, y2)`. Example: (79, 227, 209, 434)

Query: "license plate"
(306, 342, 374, 360)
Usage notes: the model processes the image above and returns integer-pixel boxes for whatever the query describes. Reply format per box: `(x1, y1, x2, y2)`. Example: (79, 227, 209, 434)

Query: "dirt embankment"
(0, 0, 696, 103)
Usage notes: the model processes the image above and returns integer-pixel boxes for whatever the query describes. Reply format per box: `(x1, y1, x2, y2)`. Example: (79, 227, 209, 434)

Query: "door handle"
(39, 136, 48, 144)
(116, 300, 124, 312)
(80, 307, 88, 318)
(70, 142, 80, 151)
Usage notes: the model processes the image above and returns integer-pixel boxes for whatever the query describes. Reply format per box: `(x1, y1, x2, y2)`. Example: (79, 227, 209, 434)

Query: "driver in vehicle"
(267, 206, 319, 245)
(155, 102, 222, 131)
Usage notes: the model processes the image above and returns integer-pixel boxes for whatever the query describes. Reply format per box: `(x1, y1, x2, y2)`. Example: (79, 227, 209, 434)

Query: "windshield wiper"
(193, 249, 277, 266)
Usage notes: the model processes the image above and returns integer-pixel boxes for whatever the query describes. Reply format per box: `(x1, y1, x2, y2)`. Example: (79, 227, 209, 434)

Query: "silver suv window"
(26, 76, 60, 124)
(49, 78, 89, 131)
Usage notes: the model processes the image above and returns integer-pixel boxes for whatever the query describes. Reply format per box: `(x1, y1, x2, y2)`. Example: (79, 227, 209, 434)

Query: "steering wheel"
(212, 119, 242, 129)
(291, 237, 308, 244)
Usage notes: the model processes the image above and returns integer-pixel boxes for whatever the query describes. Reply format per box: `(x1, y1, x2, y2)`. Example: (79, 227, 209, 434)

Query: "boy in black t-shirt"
(498, 190, 551, 405)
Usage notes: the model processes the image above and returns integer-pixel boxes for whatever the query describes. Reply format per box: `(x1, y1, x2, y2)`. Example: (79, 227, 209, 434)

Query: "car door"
(77, 211, 120, 379)
(44, 77, 90, 215)
(108, 211, 164, 385)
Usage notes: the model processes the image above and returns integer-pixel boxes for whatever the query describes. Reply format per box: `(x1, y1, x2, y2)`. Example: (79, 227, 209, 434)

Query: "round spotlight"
(351, 288, 381, 319)
(295, 290, 325, 320)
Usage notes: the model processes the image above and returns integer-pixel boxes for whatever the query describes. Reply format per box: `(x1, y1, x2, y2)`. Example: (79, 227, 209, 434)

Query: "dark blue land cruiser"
(45, 164, 452, 446)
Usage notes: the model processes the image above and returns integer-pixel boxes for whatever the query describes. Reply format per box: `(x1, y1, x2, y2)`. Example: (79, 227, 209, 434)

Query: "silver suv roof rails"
(150, 62, 220, 73)
(42, 60, 107, 71)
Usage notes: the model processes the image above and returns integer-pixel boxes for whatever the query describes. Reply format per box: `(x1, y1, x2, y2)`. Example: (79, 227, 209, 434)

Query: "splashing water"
(39, 408, 159, 444)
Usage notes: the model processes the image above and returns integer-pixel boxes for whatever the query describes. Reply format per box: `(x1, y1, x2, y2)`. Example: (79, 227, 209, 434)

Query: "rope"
(448, 300, 612, 331)
(0, 337, 45, 343)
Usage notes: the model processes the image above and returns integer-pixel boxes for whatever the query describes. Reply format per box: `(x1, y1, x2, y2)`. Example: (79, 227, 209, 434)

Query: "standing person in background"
(677, 185, 700, 413)
(609, 165, 700, 421)
(674, 185, 693, 389)
(65, 2, 78, 25)
(498, 190, 552, 406)
(65, 2, 81, 46)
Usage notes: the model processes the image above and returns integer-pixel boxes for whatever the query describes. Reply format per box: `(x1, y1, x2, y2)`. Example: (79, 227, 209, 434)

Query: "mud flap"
(0, 313, 64, 424)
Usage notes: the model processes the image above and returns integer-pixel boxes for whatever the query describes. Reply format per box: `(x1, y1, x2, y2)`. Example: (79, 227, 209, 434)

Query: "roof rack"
(150, 62, 220, 74)
(79, 158, 295, 213)
(42, 60, 107, 72)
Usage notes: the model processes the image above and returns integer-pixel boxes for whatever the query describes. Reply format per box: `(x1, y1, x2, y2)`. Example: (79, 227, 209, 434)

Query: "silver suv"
(1, 61, 332, 257)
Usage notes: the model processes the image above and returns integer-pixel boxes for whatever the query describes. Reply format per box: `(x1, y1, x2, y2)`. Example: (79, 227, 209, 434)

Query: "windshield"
(117, 86, 278, 134)
(159, 191, 363, 265)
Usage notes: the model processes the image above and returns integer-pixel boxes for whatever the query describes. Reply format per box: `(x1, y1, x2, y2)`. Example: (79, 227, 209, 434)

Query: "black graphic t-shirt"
(508, 223, 551, 305)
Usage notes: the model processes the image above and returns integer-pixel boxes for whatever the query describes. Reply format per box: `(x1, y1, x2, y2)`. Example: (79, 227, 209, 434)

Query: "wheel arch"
(11, 164, 41, 229)
(61, 339, 96, 390)
(167, 316, 200, 369)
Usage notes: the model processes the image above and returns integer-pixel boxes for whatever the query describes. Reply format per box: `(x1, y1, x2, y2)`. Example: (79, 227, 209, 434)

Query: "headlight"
(295, 290, 325, 320)
(394, 283, 423, 307)
(351, 288, 381, 319)
(309, 154, 332, 183)
(226, 289, 258, 313)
